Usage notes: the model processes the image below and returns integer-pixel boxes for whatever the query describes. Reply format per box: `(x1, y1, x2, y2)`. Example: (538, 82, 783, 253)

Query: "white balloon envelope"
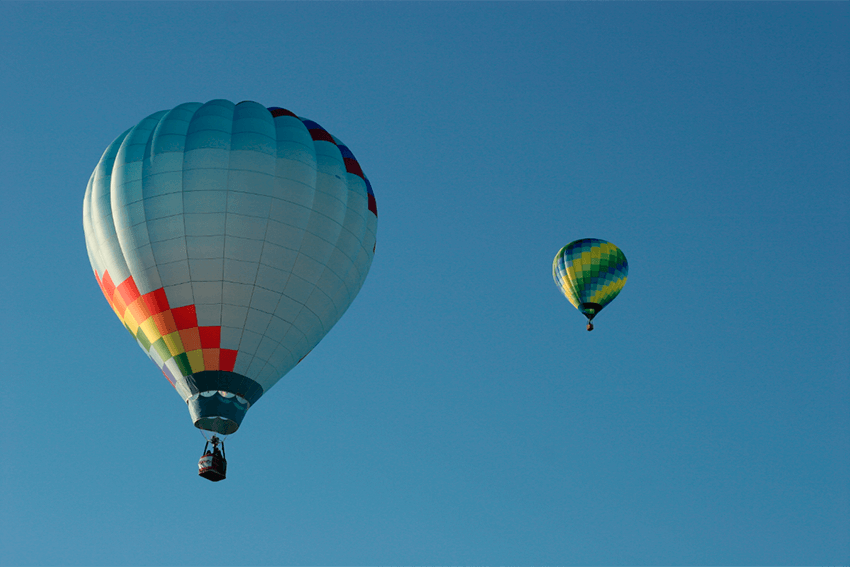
(83, 100, 377, 435)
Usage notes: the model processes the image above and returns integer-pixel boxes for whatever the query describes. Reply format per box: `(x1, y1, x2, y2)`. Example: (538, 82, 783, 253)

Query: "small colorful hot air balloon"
(83, 100, 377, 479)
(553, 239, 627, 331)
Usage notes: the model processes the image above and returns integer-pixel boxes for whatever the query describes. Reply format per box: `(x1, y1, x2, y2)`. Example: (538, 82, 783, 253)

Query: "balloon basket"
(198, 436, 227, 482)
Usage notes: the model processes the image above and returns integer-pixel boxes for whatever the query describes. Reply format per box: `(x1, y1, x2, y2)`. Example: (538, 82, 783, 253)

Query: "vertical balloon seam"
(555, 246, 583, 311)
(320, 135, 377, 327)
(86, 125, 171, 382)
(127, 114, 162, 366)
(268, 118, 347, 380)
(84, 173, 116, 318)
(249, 110, 319, 385)
(227, 102, 266, 377)
(187, 100, 237, 380)
(254, 113, 318, 382)
(158, 104, 203, 385)
(309, 136, 369, 334)
(90, 130, 134, 288)
(230, 101, 290, 382)
(333, 136, 375, 306)
(120, 113, 183, 382)
(112, 113, 172, 384)
(258, 107, 317, 384)
(90, 128, 137, 324)
(318, 139, 358, 318)
(153, 105, 191, 389)
(84, 129, 130, 286)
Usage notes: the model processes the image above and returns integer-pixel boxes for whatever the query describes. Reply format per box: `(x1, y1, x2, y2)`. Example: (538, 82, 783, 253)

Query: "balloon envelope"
(83, 100, 377, 434)
(553, 238, 627, 321)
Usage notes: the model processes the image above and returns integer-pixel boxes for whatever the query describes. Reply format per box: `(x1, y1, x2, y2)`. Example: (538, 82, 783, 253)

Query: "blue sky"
(1, 2, 848, 565)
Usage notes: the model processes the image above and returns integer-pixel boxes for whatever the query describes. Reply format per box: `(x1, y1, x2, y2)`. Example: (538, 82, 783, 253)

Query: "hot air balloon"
(83, 100, 377, 480)
(553, 239, 627, 331)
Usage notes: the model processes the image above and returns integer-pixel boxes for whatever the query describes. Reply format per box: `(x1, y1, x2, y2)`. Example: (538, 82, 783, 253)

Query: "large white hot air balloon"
(83, 100, 377, 478)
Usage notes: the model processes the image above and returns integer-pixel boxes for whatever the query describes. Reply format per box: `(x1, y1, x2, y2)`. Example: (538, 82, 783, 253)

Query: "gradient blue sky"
(1, 2, 848, 565)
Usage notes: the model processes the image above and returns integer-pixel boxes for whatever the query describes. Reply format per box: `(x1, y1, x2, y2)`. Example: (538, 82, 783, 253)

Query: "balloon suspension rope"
(199, 429, 228, 461)
(200, 429, 230, 443)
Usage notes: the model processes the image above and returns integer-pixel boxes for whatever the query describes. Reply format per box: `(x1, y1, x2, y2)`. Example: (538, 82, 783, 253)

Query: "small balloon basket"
(198, 436, 227, 482)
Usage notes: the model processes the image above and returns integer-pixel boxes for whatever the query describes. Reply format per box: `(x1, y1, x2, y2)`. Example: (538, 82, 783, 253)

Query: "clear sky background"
(1, 2, 848, 565)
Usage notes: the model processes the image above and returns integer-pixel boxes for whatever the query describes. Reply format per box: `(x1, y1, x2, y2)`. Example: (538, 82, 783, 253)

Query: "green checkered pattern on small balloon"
(553, 239, 628, 318)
